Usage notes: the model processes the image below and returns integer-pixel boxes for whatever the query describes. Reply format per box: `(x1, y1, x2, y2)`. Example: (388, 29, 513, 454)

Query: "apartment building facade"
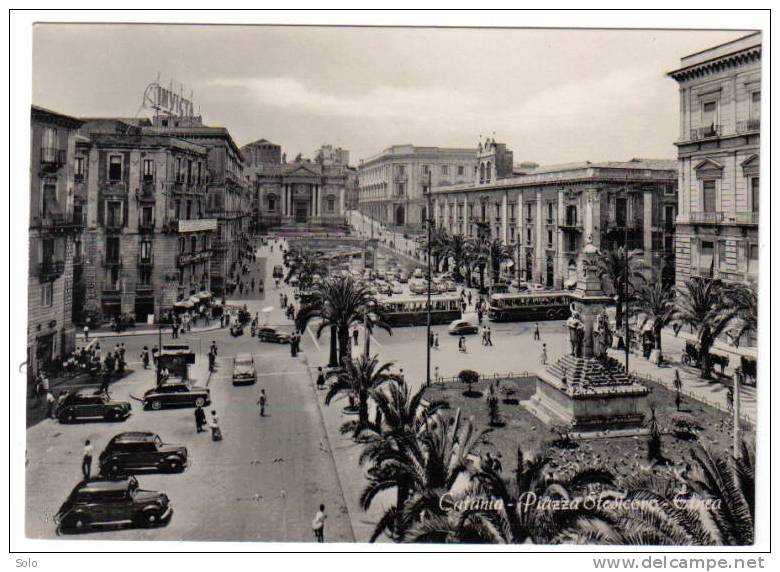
(28, 106, 85, 378)
(668, 32, 761, 287)
(74, 119, 216, 322)
(358, 144, 477, 230)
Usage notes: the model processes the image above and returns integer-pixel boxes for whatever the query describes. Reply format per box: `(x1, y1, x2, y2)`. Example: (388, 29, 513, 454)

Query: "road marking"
(307, 325, 321, 351)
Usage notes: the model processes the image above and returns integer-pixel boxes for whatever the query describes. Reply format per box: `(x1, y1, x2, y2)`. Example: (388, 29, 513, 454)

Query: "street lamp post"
(425, 171, 433, 388)
(624, 176, 630, 372)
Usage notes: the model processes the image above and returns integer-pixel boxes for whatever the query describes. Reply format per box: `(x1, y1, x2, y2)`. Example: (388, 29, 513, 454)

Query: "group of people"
(194, 405, 222, 441)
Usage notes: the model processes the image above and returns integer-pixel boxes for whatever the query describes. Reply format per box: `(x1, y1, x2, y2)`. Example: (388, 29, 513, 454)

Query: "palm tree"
(358, 381, 449, 535)
(598, 246, 648, 329)
(296, 274, 391, 365)
(324, 354, 401, 439)
(284, 251, 327, 290)
(407, 448, 615, 544)
(485, 237, 513, 285)
(360, 409, 488, 542)
(466, 238, 489, 291)
(422, 225, 449, 272)
(723, 283, 758, 347)
(673, 277, 731, 379)
(635, 281, 676, 352)
(442, 233, 470, 283)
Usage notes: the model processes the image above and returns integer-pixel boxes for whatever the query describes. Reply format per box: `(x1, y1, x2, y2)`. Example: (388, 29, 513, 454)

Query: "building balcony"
(138, 219, 156, 233)
(177, 250, 211, 266)
(559, 218, 582, 231)
(734, 212, 759, 226)
(736, 119, 760, 134)
(606, 215, 642, 230)
(136, 283, 154, 293)
(101, 254, 123, 268)
(137, 253, 154, 266)
(100, 180, 128, 193)
(31, 212, 84, 233)
(40, 147, 66, 170)
(394, 173, 408, 183)
(104, 219, 124, 232)
(688, 211, 724, 225)
(35, 260, 65, 281)
(689, 124, 722, 141)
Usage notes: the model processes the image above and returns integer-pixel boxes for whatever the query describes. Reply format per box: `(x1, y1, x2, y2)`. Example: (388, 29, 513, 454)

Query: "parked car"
(447, 319, 479, 335)
(398, 272, 409, 283)
(257, 326, 291, 344)
(232, 354, 257, 385)
(272, 265, 284, 278)
(56, 390, 132, 423)
(444, 280, 458, 292)
(55, 476, 172, 534)
(99, 432, 188, 477)
(391, 282, 403, 294)
(412, 268, 424, 279)
(142, 382, 210, 410)
(511, 279, 528, 291)
(528, 283, 547, 292)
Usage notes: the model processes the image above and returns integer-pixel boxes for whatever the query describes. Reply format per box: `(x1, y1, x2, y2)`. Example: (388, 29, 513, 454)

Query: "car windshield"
(154, 435, 162, 447)
(236, 359, 252, 367)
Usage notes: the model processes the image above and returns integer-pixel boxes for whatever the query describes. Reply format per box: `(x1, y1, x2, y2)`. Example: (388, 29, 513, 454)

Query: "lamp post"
(623, 175, 630, 372)
(425, 171, 433, 388)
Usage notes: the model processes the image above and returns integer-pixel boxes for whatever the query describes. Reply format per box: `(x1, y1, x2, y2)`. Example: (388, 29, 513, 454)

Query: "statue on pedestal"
(566, 306, 585, 358)
(593, 311, 612, 358)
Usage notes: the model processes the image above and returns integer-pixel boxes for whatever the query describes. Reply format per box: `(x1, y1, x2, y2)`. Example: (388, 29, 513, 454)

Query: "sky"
(32, 24, 748, 166)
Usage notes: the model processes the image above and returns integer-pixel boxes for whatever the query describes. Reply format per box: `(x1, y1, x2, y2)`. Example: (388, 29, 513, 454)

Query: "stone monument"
(522, 235, 650, 437)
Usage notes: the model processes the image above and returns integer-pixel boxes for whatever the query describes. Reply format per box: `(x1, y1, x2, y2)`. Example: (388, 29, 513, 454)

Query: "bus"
(379, 295, 461, 327)
(487, 292, 573, 322)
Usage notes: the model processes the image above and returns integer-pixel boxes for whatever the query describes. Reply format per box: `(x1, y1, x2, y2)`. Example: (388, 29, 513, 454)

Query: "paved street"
(25, 240, 354, 542)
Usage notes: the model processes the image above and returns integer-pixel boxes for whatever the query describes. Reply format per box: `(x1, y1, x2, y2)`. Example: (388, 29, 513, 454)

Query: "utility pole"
(425, 171, 433, 388)
(624, 174, 630, 372)
(363, 305, 370, 358)
(733, 369, 741, 460)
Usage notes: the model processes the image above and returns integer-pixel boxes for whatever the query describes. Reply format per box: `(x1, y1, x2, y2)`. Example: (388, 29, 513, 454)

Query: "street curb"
(300, 354, 357, 543)
(76, 322, 224, 340)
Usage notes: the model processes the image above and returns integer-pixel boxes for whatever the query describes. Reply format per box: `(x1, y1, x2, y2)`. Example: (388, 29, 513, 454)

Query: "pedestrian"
(195, 405, 206, 433)
(45, 391, 56, 419)
(434, 333, 439, 349)
(208, 351, 216, 373)
(541, 343, 548, 365)
(477, 309, 483, 325)
(458, 335, 467, 353)
(481, 326, 487, 346)
(210, 410, 223, 441)
(399, 368, 405, 384)
(257, 389, 267, 416)
(486, 326, 493, 346)
(83, 324, 89, 341)
(316, 367, 326, 390)
(534, 323, 540, 341)
(673, 369, 682, 393)
(353, 328, 359, 347)
(312, 504, 327, 543)
(468, 291, 472, 306)
(726, 386, 734, 413)
(151, 345, 159, 366)
(210, 341, 218, 356)
(99, 368, 111, 394)
(434, 365, 440, 382)
(82, 440, 93, 479)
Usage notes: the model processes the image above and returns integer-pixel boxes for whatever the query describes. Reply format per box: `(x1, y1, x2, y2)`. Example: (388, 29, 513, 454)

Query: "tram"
(487, 291, 573, 322)
(379, 295, 461, 327)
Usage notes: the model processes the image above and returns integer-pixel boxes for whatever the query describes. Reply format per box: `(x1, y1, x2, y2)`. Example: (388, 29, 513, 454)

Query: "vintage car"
(56, 390, 132, 423)
(55, 476, 172, 534)
(447, 319, 479, 336)
(257, 326, 291, 344)
(272, 265, 284, 278)
(232, 353, 257, 385)
(99, 432, 188, 477)
(142, 381, 210, 410)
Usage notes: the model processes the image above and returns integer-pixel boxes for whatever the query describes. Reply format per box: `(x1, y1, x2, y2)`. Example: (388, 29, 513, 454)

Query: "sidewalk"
(77, 321, 223, 341)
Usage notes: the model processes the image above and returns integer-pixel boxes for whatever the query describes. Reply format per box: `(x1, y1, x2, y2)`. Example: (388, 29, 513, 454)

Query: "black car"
(55, 476, 172, 534)
(99, 432, 188, 477)
(272, 265, 284, 278)
(142, 381, 210, 410)
(257, 326, 291, 344)
(56, 390, 132, 423)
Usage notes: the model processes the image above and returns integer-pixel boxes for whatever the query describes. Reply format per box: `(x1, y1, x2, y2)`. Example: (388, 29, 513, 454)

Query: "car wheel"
(194, 397, 205, 407)
(105, 409, 118, 421)
(138, 508, 163, 527)
(68, 514, 90, 533)
(66, 412, 76, 423)
(167, 459, 182, 473)
(151, 400, 162, 410)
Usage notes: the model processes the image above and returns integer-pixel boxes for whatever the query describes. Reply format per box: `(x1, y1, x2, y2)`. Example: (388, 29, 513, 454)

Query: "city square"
(21, 23, 761, 548)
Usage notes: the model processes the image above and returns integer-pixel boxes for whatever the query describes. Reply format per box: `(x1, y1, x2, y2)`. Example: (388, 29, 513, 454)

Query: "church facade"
(242, 139, 350, 231)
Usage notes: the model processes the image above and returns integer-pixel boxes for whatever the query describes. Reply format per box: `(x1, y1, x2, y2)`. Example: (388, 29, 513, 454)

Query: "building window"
(142, 159, 154, 183)
(526, 203, 533, 220)
(702, 180, 717, 212)
(41, 282, 53, 307)
(700, 241, 714, 276)
(458, 165, 464, 176)
(327, 196, 336, 212)
(750, 91, 761, 119)
(179, 237, 186, 255)
(141, 205, 154, 226)
(75, 157, 86, 182)
(748, 244, 758, 275)
(397, 183, 405, 196)
(526, 227, 532, 243)
(186, 200, 192, 219)
(187, 160, 193, 184)
(41, 179, 57, 219)
(42, 126, 57, 150)
(398, 165, 405, 175)
(423, 165, 429, 175)
(547, 202, 555, 223)
(191, 236, 197, 252)
(140, 240, 152, 262)
(701, 100, 718, 127)
(441, 165, 448, 175)
(108, 155, 123, 182)
(139, 267, 152, 286)
(718, 241, 730, 270)
(751, 177, 759, 213)
(486, 162, 492, 182)
(268, 195, 276, 212)
(547, 230, 554, 247)
(106, 200, 123, 227)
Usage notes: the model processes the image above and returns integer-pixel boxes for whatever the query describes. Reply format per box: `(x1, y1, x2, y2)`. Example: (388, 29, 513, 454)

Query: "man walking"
(540, 343, 548, 365)
(312, 504, 327, 543)
(316, 367, 326, 390)
(195, 405, 207, 433)
(533, 323, 540, 341)
(486, 326, 493, 346)
(257, 389, 267, 416)
(82, 440, 93, 479)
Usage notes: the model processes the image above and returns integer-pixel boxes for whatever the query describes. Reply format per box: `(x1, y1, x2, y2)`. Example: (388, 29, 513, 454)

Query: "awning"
(174, 300, 194, 309)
